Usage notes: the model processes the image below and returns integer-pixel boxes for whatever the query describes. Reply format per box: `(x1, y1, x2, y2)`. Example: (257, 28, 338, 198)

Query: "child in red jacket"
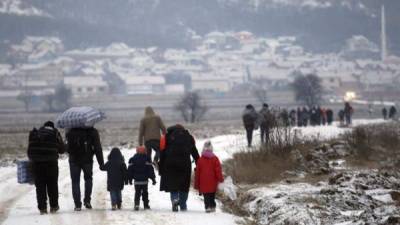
(195, 141, 224, 213)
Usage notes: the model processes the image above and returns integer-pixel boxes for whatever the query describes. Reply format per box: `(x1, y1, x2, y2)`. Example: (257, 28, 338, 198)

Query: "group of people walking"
(382, 106, 397, 121)
(27, 106, 224, 215)
(242, 102, 355, 147)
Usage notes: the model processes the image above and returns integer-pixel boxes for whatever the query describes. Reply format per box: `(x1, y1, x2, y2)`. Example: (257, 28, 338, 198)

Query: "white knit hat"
(202, 140, 213, 152)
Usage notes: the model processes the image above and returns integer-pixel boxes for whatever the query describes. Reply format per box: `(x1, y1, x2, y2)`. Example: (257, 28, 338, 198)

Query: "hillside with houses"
(1, 31, 400, 106)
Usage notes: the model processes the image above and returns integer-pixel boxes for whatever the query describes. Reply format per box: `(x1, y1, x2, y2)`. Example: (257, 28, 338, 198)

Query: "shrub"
(224, 126, 317, 184)
(344, 122, 400, 161)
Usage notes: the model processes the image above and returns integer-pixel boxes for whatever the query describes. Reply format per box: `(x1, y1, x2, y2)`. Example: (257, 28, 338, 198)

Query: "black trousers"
(145, 139, 161, 162)
(203, 193, 216, 209)
(33, 161, 59, 210)
(245, 127, 254, 147)
(69, 162, 93, 207)
(134, 184, 149, 206)
(260, 127, 270, 144)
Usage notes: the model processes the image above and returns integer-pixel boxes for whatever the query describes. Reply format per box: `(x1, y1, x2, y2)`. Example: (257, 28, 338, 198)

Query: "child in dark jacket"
(128, 146, 156, 211)
(195, 141, 224, 213)
(101, 148, 128, 210)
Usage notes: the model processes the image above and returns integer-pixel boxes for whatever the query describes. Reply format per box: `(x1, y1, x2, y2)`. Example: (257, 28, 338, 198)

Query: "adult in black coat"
(259, 103, 272, 144)
(27, 121, 65, 214)
(101, 148, 128, 210)
(242, 104, 259, 147)
(389, 106, 397, 120)
(382, 107, 388, 120)
(159, 124, 199, 212)
(326, 108, 334, 125)
(66, 127, 104, 210)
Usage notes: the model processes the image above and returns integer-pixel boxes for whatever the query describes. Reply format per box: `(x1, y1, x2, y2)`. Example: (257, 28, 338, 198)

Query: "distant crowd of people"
(381, 106, 397, 121)
(27, 106, 223, 215)
(242, 102, 355, 147)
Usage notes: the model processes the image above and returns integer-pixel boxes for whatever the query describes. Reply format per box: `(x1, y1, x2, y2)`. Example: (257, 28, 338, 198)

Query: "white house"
(191, 73, 231, 93)
(123, 76, 166, 95)
(64, 76, 109, 97)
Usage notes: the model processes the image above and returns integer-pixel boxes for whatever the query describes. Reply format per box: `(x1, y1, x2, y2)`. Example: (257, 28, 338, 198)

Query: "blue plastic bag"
(17, 160, 34, 184)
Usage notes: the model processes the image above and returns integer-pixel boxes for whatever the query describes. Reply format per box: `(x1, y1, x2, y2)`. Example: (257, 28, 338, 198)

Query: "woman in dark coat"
(101, 148, 128, 210)
(159, 124, 199, 212)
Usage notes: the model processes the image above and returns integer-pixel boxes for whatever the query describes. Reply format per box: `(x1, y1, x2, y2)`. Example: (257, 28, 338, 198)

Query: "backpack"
(160, 134, 166, 151)
(66, 129, 93, 157)
(27, 127, 59, 162)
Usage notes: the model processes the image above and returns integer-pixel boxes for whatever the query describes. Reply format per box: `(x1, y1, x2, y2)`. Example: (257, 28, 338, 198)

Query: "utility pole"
(381, 4, 387, 62)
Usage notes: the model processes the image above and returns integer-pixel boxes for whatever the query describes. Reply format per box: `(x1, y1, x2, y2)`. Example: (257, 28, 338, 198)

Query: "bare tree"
(175, 91, 208, 123)
(292, 73, 323, 108)
(42, 93, 56, 112)
(42, 84, 72, 112)
(252, 78, 269, 103)
(17, 91, 34, 112)
(54, 84, 72, 111)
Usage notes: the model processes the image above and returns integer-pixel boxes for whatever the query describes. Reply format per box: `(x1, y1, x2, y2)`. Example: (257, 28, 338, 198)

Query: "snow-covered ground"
(1, 148, 238, 225)
(0, 119, 388, 224)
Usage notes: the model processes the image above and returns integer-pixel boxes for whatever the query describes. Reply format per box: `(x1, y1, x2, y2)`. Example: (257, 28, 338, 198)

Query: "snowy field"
(0, 119, 387, 225)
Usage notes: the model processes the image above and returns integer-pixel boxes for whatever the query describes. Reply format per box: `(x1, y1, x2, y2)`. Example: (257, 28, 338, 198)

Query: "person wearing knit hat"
(136, 146, 147, 154)
(203, 141, 213, 152)
(127, 146, 156, 211)
(195, 140, 224, 213)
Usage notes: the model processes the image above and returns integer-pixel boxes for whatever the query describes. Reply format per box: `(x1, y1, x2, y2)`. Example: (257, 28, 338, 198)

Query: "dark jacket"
(66, 127, 104, 166)
(102, 159, 128, 191)
(326, 109, 334, 124)
(259, 106, 273, 129)
(344, 103, 353, 116)
(159, 125, 199, 192)
(389, 106, 397, 119)
(242, 107, 258, 130)
(27, 125, 65, 162)
(128, 154, 156, 185)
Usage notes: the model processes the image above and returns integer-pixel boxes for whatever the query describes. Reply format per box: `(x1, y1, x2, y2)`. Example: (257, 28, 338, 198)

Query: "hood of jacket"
(145, 106, 156, 117)
(201, 149, 215, 158)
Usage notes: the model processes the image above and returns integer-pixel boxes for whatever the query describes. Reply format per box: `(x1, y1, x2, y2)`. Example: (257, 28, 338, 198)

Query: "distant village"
(0, 31, 399, 103)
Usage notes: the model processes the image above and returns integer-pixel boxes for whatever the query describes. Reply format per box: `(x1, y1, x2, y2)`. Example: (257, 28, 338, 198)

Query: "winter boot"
(39, 209, 48, 215)
(117, 203, 122, 210)
(172, 200, 179, 212)
(134, 205, 139, 211)
(144, 204, 151, 210)
(84, 202, 92, 209)
(50, 206, 60, 213)
(111, 205, 117, 211)
(205, 208, 212, 213)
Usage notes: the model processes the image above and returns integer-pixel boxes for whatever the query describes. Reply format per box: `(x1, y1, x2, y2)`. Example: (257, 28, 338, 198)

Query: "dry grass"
(344, 122, 400, 162)
(224, 126, 319, 184)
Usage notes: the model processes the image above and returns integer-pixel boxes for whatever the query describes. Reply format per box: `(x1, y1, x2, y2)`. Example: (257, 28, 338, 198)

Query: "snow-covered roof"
(123, 76, 165, 85)
(0, 64, 12, 76)
(191, 74, 229, 82)
(23, 80, 49, 87)
(0, 0, 50, 17)
(64, 76, 108, 87)
(19, 62, 51, 71)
